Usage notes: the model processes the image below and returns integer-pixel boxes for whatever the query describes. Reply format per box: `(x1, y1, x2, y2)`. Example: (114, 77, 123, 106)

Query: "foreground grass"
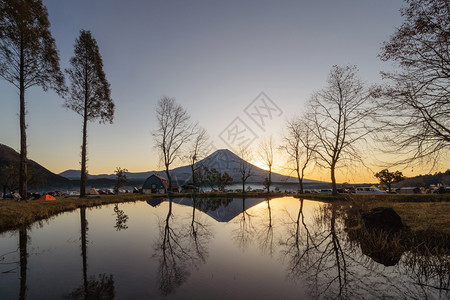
(365, 201, 450, 233)
(297, 192, 450, 202)
(0, 194, 147, 232)
(297, 193, 450, 233)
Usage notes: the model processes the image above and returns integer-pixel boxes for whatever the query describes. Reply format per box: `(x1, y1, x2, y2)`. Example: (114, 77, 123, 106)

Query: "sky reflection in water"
(0, 197, 448, 299)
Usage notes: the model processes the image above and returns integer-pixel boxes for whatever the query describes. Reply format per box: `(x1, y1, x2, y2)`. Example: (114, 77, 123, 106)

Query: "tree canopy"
(374, 169, 405, 192)
(65, 30, 114, 197)
(0, 0, 66, 198)
(65, 30, 114, 124)
(0, 0, 65, 92)
(377, 0, 449, 167)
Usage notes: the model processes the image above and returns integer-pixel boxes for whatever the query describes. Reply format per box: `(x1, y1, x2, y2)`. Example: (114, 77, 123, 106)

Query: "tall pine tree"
(0, 0, 66, 199)
(65, 30, 114, 197)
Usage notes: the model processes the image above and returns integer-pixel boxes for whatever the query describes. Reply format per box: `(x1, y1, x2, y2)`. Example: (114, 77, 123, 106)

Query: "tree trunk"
(191, 164, 195, 186)
(19, 42, 27, 200)
(80, 113, 88, 197)
(331, 164, 337, 196)
(267, 166, 272, 193)
(296, 168, 303, 194)
(300, 179, 304, 194)
(165, 166, 171, 194)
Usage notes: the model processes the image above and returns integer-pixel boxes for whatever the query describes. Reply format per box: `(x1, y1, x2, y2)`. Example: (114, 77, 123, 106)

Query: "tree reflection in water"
(68, 207, 115, 299)
(279, 200, 450, 299)
(153, 198, 212, 297)
(279, 200, 352, 298)
(402, 246, 449, 297)
(19, 225, 28, 300)
(190, 198, 213, 264)
(232, 198, 256, 251)
(113, 204, 129, 231)
(256, 199, 275, 257)
(279, 199, 317, 281)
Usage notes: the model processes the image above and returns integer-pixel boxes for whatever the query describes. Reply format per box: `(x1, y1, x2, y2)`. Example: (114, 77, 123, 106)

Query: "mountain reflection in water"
(0, 197, 448, 299)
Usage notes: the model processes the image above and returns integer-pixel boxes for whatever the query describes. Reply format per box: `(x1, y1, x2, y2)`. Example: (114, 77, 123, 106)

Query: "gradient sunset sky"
(2, 0, 445, 183)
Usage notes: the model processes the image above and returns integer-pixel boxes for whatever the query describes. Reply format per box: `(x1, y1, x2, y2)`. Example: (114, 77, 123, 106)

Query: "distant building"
(142, 174, 179, 194)
(142, 174, 168, 194)
(181, 184, 199, 193)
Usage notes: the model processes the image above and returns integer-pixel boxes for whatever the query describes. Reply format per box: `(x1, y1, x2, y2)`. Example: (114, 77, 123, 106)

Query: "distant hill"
(395, 169, 450, 188)
(59, 169, 156, 180)
(60, 149, 324, 186)
(0, 143, 72, 190)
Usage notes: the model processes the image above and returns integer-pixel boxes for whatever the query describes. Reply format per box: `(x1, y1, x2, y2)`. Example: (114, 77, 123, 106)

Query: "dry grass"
(297, 193, 450, 233)
(297, 193, 450, 202)
(367, 201, 450, 233)
(0, 194, 146, 232)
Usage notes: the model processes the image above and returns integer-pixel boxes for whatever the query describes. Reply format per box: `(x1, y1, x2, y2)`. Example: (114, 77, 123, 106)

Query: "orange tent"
(39, 195, 56, 201)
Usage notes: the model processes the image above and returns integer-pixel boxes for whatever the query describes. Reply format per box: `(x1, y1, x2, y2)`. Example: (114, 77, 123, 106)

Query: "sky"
(2, 0, 445, 183)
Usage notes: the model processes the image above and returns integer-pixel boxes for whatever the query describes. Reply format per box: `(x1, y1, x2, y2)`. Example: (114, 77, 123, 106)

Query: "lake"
(0, 197, 448, 299)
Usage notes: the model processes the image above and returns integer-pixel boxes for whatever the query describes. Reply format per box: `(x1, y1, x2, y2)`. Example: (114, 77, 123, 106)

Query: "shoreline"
(1, 192, 449, 234)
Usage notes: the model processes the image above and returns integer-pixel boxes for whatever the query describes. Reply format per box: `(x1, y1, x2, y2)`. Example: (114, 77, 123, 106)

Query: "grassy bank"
(295, 192, 450, 202)
(365, 201, 450, 233)
(296, 193, 450, 233)
(0, 194, 147, 233)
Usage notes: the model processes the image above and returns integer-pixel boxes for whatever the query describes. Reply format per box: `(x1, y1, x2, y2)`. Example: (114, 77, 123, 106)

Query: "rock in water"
(362, 207, 403, 232)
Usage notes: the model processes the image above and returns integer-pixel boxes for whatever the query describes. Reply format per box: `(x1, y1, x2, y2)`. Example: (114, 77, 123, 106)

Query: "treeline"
(396, 170, 450, 188)
(194, 167, 233, 192)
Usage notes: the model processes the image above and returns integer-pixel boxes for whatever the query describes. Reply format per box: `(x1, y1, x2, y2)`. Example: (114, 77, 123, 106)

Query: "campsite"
(1, 0, 449, 299)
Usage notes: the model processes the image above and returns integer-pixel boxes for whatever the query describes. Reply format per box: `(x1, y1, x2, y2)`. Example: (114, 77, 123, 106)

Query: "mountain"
(0, 143, 72, 189)
(60, 149, 323, 185)
(59, 169, 157, 180)
(167, 149, 319, 184)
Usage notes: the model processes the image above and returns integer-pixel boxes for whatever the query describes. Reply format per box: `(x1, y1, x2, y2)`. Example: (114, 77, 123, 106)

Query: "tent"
(87, 187, 99, 195)
(39, 195, 56, 201)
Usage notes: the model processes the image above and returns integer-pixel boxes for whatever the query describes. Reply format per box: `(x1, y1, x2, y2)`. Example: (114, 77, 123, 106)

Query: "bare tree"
(65, 30, 114, 197)
(306, 65, 374, 195)
(186, 127, 209, 187)
(238, 146, 254, 193)
(377, 0, 450, 167)
(258, 136, 274, 193)
(281, 117, 316, 194)
(153, 97, 193, 192)
(0, 164, 19, 198)
(0, 0, 66, 199)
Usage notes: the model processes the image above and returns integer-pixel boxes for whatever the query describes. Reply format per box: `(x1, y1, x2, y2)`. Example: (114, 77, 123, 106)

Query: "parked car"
(355, 187, 386, 194)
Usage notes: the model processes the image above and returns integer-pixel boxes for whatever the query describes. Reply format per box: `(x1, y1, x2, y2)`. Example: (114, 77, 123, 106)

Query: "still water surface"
(0, 197, 448, 299)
